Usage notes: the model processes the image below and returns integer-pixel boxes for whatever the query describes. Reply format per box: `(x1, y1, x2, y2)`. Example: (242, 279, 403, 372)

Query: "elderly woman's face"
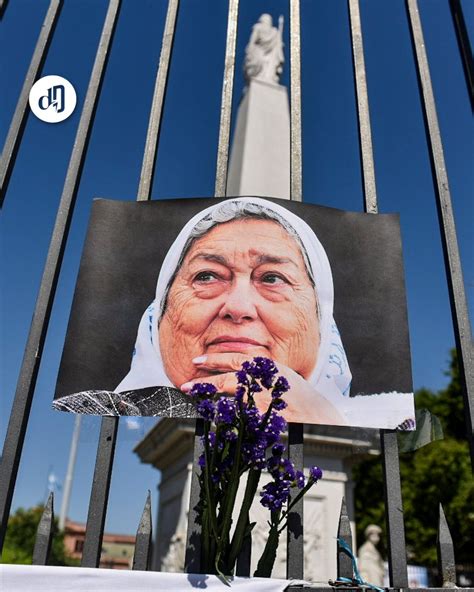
(159, 219, 319, 387)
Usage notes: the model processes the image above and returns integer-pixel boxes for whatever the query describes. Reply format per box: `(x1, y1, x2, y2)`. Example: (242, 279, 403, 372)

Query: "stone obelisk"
(226, 14, 290, 199)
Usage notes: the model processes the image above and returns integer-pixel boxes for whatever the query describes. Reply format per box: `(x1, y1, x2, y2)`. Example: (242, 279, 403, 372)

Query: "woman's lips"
(206, 336, 268, 353)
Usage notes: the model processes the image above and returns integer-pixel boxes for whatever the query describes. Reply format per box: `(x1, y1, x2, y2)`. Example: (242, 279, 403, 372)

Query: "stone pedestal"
(134, 420, 377, 581)
(226, 79, 290, 199)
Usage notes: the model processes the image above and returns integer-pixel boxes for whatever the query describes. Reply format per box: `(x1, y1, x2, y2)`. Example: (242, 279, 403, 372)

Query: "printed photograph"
(53, 196, 415, 429)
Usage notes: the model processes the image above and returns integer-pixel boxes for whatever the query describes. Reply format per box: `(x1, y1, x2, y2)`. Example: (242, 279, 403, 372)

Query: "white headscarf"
(115, 197, 352, 402)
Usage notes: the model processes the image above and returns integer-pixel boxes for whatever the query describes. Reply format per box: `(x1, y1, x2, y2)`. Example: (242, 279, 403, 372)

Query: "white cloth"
(0, 565, 292, 592)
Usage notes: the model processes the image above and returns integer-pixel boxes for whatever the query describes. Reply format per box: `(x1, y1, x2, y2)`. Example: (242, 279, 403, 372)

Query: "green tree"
(353, 349, 473, 567)
(1, 505, 79, 566)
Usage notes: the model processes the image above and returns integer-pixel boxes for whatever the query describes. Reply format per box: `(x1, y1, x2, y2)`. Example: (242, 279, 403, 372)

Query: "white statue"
(244, 14, 284, 84)
(357, 524, 385, 586)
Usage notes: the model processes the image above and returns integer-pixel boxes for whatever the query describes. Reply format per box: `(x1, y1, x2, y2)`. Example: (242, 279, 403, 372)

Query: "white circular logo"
(29, 75, 77, 123)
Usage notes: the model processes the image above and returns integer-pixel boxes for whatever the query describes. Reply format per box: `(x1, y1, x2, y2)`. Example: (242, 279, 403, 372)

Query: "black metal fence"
(1, 0, 472, 588)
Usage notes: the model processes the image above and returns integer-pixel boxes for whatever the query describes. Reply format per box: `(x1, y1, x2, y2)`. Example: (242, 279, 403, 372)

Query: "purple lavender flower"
(244, 406, 263, 434)
(189, 382, 217, 399)
(309, 466, 323, 482)
(221, 427, 237, 442)
(272, 398, 287, 411)
(198, 453, 206, 468)
(260, 481, 291, 511)
(236, 370, 248, 384)
(235, 385, 246, 402)
(295, 470, 305, 489)
(266, 456, 280, 472)
(272, 443, 285, 457)
(201, 430, 218, 448)
(196, 398, 215, 421)
(251, 357, 278, 388)
(262, 411, 287, 444)
(249, 381, 263, 394)
(242, 433, 268, 468)
(280, 458, 296, 481)
(272, 375, 290, 396)
(216, 397, 237, 424)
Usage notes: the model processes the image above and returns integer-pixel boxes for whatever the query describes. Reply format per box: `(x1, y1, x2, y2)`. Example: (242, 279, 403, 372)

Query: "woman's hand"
(180, 353, 345, 425)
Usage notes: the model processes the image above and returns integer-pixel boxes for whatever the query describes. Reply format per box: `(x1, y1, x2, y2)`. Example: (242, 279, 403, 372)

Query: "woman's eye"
(194, 271, 219, 283)
(260, 273, 287, 285)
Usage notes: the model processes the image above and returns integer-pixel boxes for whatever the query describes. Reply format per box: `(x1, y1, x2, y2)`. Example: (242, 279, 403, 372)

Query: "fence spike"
(437, 503, 456, 587)
(32, 492, 54, 565)
(133, 491, 153, 571)
(184, 419, 204, 572)
(337, 497, 353, 580)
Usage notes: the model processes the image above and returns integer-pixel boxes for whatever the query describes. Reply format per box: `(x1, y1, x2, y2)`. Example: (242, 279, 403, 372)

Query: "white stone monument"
(226, 14, 290, 199)
(133, 15, 379, 581)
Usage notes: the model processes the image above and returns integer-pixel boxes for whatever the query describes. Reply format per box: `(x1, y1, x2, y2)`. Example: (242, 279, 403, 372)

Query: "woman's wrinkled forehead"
(179, 218, 309, 273)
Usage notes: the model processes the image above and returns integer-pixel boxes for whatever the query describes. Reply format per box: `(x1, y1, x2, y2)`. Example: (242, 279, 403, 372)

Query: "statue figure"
(357, 524, 385, 586)
(244, 14, 284, 84)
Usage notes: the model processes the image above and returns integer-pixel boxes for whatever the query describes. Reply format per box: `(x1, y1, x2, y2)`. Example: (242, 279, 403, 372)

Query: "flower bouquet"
(189, 357, 323, 582)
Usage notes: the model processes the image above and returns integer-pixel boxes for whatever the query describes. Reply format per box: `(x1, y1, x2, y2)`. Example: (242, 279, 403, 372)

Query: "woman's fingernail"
(192, 355, 207, 364)
(181, 382, 193, 392)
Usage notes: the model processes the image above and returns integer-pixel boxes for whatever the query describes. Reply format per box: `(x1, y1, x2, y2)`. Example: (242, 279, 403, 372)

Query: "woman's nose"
(218, 279, 258, 323)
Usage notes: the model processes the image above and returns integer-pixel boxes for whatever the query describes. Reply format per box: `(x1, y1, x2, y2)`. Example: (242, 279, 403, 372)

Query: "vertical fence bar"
(32, 492, 54, 565)
(137, 0, 179, 201)
(0, 0, 63, 207)
(449, 0, 474, 110)
(287, 0, 304, 580)
(81, 417, 118, 567)
(406, 0, 474, 467)
(82, 0, 179, 567)
(214, 0, 239, 198)
(348, 0, 377, 214)
(286, 423, 304, 579)
(132, 491, 153, 571)
(380, 431, 408, 587)
(289, 0, 302, 203)
(0, 0, 121, 554)
(348, 1, 408, 587)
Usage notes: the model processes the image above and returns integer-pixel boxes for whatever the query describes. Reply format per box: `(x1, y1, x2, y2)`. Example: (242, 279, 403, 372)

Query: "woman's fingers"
(181, 371, 238, 395)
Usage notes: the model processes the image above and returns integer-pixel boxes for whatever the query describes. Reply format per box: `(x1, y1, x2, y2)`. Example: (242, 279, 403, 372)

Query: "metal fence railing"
(1, 0, 472, 588)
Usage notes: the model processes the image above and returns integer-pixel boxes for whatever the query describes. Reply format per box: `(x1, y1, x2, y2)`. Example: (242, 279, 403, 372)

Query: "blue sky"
(1, 0, 473, 535)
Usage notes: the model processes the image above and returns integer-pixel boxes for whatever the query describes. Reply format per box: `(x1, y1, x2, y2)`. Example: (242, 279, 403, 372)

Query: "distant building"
(63, 519, 135, 569)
